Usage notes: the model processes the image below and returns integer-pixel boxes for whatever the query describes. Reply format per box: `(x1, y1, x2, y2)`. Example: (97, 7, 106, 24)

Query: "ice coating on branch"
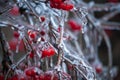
(0, 0, 119, 80)
(62, 42, 96, 80)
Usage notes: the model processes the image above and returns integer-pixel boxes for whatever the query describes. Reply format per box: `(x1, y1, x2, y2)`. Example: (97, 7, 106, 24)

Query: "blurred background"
(84, 0, 120, 80)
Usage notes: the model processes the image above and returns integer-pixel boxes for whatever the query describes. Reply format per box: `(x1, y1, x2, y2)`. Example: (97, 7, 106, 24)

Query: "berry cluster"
(50, 0, 74, 11)
(0, 66, 71, 80)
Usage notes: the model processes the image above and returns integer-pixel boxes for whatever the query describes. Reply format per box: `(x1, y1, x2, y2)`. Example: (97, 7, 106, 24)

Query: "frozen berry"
(10, 5, 20, 16)
(40, 31, 45, 36)
(29, 51, 34, 58)
(40, 16, 46, 22)
(95, 65, 102, 73)
(25, 67, 36, 77)
(9, 38, 24, 51)
(13, 31, 20, 38)
(41, 47, 55, 58)
(68, 20, 82, 31)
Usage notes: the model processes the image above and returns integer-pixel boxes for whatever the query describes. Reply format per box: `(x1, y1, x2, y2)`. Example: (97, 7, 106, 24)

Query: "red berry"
(18, 75, 26, 80)
(50, 0, 73, 11)
(41, 47, 55, 58)
(25, 67, 36, 77)
(95, 65, 102, 73)
(50, 2, 60, 9)
(9, 38, 24, 51)
(10, 6, 20, 16)
(28, 30, 37, 39)
(13, 31, 20, 38)
(9, 39, 16, 50)
(25, 67, 42, 77)
(40, 30, 45, 36)
(50, 2, 56, 8)
(29, 52, 34, 58)
(41, 37, 45, 41)
(39, 73, 45, 80)
(59, 3, 73, 11)
(64, 4, 74, 11)
(59, 3, 66, 10)
(68, 20, 82, 31)
(33, 75, 39, 80)
(48, 47, 55, 56)
(29, 32, 36, 39)
(40, 16, 46, 22)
